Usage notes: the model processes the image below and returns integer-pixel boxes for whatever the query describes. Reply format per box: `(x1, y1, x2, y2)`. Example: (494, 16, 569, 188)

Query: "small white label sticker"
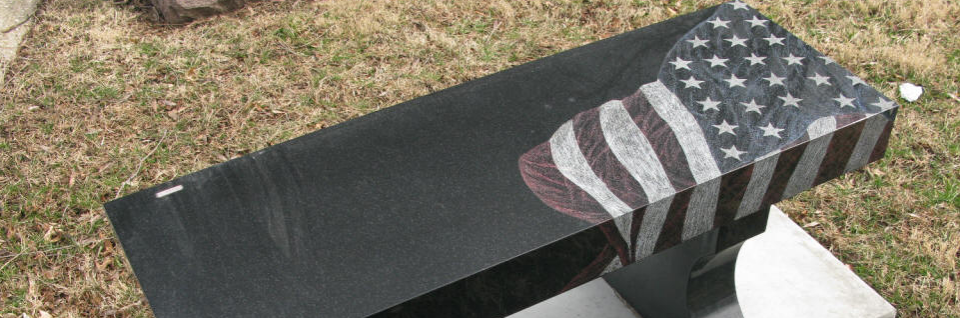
(155, 185, 184, 198)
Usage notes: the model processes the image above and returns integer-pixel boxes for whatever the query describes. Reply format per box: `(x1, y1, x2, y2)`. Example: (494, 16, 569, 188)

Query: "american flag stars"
(847, 76, 867, 86)
(782, 53, 804, 65)
(705, 55, 729, 67)
(872, 98, 895, 110)
(724, 34, 748, 47)
(808, 73, 832, 86)
(759, 123, 784, 138)
(740, 99, 765, 114)
(729, 1, 750, 10)
(708, 17, 731, 29)
(681, 76, 705, 89)
(720, 145, 747, 160)
(656, 0, 888, 166)
(699, 97, 722, 112)
(763, 73, 786, 86)
(687, 36, 710, 48)
(779, 93, 803, 107)
(745, 16, 768, 28)
(763, 34, 785, 46)
(745, 53, 766, 65)
(714, 120, 738, 135)
(725, 74, 747, 88)
(834, 95, 856, 108)
(670, 57, 693, 70)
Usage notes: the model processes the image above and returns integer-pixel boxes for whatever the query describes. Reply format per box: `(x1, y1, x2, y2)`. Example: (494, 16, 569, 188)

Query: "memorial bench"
(105, 2, 898, 317)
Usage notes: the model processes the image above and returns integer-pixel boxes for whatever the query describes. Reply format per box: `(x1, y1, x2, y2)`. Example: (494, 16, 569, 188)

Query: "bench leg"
(603, 207, 770, 318)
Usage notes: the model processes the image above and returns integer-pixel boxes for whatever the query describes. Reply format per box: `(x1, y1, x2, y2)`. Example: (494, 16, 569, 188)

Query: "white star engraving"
(729, 1, 749, 10)
(834, 95, 856, 108)
(704, 55, 729, 67)
(721, 145, 746, 161)
(778, 92, 802, 107)
(871, 98, 896, 111)
(783, 53, 805, 65)
(741, 99, 765, 114)
(670, 57, 693, 70)
(808, 73, 831, 86)
(847, 76, 867, 86)
(763, 34, 785, 46)
(760, 123, 784, 139)
(714, 120, 738, 136)
(708, 17, 731, 29)
(687, 35, 709, 48)
(745, 16, 768, 28)
(763, 73, 786, 86)
(698, 97, 722, 112)
(745, 53, 767, 66)
(680, 76, 705, 89)
(725, 74, 747, 88)
(724, 34, 748, 47)
(819, 56, 836, 65)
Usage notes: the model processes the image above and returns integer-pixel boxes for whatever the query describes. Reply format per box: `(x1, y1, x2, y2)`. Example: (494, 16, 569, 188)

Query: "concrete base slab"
(736, 205, 895, 318)
(508, 205, 895, 318)
(1, 0, 41, 83)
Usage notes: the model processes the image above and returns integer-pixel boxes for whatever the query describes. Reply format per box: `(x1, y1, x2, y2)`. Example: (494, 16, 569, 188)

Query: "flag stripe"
(735, 153, 779, 219)
(715, 164, 753, 226)
(640, 81, 723, 183)
(807, 116, 839, 139)
(654, 189, 693, 253)
(781, 117, 837, 199)
(629, 205, 645, 262)
(761, 143, 809, 207)
(622, 90, 697, 190)
(602, 257, 624, 275)
(598, 221, 631, 271)
(519, 142, 612, 223)
(835, 113, 869, 127)
(598, 100, 676, 203)
(613, 214, 632, 255)
(814, 119, 867, 185)
(634, 197, 673, 259)
(868, 119, 894, 163)
(781, 136, 832, 199)
(550, 120, 634, 218)
(683, 178, 720, 240)
(844, 116, 889, 173)
(573, 107, 650, 208)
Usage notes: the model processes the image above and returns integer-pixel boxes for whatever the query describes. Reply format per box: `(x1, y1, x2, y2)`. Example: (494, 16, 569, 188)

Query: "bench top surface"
(105, 2, 898, 317)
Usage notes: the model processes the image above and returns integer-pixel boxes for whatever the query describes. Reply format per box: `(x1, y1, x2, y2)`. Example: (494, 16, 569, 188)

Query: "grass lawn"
(1, 0, 957, 316)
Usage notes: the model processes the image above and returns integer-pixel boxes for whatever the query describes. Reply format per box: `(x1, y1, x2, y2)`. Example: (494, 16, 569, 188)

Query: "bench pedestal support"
(603, 207, 770, 318)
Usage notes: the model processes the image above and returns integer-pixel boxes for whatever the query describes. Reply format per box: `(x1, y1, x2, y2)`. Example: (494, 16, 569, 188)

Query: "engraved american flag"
(518, 1, 897, 275)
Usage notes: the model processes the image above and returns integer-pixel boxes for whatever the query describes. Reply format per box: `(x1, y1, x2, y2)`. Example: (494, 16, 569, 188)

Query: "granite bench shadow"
(104, 2, 898, 317)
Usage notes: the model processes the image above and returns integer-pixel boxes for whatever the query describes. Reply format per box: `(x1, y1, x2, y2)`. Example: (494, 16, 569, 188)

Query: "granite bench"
(105, 1, 898, 317)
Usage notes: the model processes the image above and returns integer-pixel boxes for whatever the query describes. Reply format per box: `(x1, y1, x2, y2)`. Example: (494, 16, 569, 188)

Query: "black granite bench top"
(105, 2, 898, 317)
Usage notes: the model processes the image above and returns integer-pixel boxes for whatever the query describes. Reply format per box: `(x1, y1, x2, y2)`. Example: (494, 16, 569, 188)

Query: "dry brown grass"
(0, 0, 957, 317)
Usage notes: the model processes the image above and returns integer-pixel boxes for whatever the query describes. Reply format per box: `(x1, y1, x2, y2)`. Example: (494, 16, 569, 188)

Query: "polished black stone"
(104, 3, 897, 317)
